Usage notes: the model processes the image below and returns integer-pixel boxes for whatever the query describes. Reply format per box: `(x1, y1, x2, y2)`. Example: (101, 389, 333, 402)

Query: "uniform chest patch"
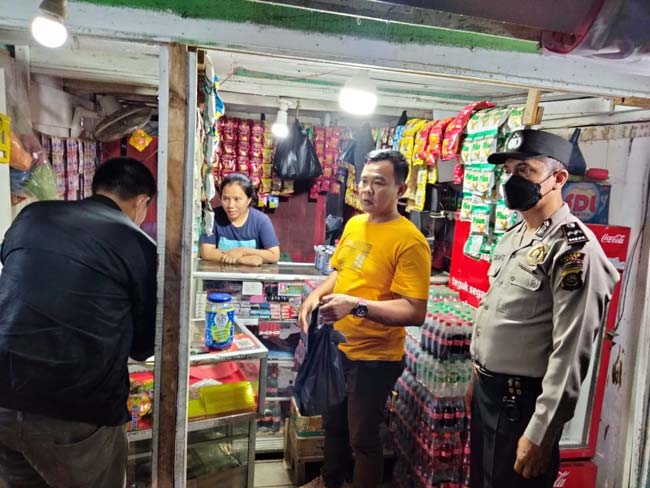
(527, 244, 549, 266)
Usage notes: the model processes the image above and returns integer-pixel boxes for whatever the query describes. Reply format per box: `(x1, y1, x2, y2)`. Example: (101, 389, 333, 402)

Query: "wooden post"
(613, 97, 650, 109)
(155, 43, 189, 487)
(523, 88, 544, 127)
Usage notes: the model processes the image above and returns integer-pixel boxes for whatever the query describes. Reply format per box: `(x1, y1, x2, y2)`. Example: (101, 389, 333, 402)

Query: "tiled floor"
(254, 460, 295, 488)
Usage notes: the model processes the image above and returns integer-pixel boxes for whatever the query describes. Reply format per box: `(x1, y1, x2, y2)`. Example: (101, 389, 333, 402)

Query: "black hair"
(92, 157, 157, 200)
(365, 149, 409, 184)
(220, 173, 258, 206)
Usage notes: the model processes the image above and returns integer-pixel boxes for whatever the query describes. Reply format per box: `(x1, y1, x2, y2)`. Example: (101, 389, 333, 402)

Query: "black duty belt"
(472, 361, 543, 422)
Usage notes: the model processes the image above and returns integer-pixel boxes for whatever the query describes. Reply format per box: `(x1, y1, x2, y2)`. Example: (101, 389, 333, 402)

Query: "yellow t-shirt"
(330, 214, 431, 361)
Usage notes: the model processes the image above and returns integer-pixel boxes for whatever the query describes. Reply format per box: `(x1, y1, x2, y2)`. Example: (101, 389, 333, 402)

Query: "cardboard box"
(562, 182, 610, 224)
(290, 396, 323, 437)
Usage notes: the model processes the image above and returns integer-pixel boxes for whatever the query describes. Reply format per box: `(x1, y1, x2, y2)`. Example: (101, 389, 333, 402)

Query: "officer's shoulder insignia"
(562, 222, 589, 247)
(535, 219, 552, 238)
(558, 250, 585, 290)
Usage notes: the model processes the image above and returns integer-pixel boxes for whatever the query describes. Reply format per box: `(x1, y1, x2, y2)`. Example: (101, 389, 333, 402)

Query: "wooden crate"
(284, 419, 324, 486)
(290, 396, 323, 436)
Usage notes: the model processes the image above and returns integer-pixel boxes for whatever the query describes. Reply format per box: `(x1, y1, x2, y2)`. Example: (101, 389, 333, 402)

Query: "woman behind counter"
(200, 174, 280, 266)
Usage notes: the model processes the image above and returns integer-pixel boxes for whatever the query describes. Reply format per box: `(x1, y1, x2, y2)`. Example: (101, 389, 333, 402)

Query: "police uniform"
(469, 130, 620, 487)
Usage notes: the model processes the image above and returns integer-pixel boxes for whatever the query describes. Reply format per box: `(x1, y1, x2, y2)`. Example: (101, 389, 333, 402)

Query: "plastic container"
(205, 292, 235, 350)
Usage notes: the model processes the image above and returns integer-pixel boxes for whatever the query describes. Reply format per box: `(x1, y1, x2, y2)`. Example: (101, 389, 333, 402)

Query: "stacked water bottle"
(392, 286, 475, 488)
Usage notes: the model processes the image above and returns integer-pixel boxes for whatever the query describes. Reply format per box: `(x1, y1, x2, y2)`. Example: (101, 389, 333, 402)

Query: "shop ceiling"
(2, 0, 650, 100)
(2, 30, 648, 127)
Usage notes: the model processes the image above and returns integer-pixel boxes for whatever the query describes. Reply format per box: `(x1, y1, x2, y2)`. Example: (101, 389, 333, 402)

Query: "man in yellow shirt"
(299, 149, 432, 488)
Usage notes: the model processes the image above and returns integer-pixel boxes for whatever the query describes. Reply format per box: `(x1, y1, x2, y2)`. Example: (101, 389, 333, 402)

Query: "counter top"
(194, 260, 450, 285)
(194, 261, 326, 281)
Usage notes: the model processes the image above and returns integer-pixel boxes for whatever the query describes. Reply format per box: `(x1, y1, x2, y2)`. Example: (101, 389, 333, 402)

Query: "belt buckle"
(473, 362, 494, 378)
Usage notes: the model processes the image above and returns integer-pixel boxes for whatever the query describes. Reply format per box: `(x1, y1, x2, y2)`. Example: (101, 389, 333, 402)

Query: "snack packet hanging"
(507, 106, 525, 132)
(494, 200, 512, 233)
(427, 164, 438, 184)
(464, 234, 486, 260)
(470, 202, 492, 236)
(459, 193, 474, 221)
(425, 118, 452, 165)
(415, 121, 435, 164)
(441, 101, 495, 160)
(476, 163, 496, 197)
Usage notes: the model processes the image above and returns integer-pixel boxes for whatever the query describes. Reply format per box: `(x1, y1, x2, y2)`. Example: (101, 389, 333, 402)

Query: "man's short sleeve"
(390, 237, 431, 300)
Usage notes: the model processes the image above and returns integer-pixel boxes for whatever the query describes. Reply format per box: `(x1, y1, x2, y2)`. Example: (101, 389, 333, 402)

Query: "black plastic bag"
(293, 308, 347, 416)
(273, 119, 322, 181)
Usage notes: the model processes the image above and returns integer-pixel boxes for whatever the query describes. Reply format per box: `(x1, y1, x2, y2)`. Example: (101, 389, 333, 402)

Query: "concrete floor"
(254, 460, 295, 488)
(253, 460, 395, 488)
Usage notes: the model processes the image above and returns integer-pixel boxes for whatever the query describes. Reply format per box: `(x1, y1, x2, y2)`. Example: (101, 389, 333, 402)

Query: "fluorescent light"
(31, 0, 68, 49)
(271, 102, 289, 138)
(339, 72, 377, 116)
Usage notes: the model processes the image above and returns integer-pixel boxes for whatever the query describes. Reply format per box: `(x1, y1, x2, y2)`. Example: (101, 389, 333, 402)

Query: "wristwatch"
(351, 298, 369, 318)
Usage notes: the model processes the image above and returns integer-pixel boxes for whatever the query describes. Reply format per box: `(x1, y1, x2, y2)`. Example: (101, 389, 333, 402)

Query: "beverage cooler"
(449, 220, 631, 488)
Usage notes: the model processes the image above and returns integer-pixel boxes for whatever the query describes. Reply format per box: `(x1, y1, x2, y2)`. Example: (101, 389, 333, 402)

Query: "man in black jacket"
(0, 157, 157, 488)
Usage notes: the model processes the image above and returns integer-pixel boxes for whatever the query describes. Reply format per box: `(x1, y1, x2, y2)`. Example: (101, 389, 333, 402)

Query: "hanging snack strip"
(460, 106, 525, 262)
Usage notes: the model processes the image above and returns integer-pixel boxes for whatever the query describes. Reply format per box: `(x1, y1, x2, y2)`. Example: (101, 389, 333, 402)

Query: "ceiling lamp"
(271, 101, 290, 139)
(339, 71, 378, 116)
(31, 0, 68, 49)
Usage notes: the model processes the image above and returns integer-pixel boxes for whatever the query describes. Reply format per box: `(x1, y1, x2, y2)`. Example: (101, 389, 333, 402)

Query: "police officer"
(468, 130, 619, 487)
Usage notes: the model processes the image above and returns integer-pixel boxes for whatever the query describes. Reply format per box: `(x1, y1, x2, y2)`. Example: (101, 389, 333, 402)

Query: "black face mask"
(504, 173, 555, 211)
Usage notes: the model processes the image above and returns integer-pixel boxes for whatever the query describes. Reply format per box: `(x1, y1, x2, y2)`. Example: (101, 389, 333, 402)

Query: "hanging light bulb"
(31, 0, 68, 49)
(339, 71, 378, 116)
(272, 101, 289, 139)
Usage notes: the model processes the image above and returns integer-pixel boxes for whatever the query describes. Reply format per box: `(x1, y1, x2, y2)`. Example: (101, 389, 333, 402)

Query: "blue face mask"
(504, 173, 556, 211)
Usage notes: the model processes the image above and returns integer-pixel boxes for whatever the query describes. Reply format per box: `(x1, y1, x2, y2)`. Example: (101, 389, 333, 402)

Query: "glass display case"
(126, 320, 268, 487)
(192, 261, 323, 454)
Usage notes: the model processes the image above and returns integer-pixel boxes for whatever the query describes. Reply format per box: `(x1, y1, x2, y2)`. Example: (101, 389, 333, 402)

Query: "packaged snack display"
(214, 116, 269, 190)
(441, 101, 495, 160)
(311, 126, 342, 197)
(414, 121, 435, 165)
(425, 118, 452, 166)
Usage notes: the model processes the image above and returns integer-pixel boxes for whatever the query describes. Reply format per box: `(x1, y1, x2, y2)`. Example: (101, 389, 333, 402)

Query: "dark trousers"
(322, 352, 403, 488)
(0, 407, 127, 488)
(470, 373, 560, 488)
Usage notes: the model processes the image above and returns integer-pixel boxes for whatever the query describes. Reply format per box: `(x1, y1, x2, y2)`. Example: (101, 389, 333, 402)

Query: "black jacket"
(0, 195, 157, 426)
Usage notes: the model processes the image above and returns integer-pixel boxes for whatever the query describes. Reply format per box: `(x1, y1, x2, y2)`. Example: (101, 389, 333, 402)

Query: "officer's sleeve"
(524, 242, 619, 447)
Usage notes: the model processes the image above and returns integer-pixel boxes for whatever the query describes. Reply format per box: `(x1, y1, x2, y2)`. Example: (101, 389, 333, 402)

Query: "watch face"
(354, 305, 369, 318)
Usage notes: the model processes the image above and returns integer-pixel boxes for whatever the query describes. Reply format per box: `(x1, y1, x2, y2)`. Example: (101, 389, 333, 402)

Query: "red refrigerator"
(449, 220, 631, 488)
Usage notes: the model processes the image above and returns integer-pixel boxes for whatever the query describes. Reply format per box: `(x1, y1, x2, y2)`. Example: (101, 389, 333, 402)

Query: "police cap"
(488, 129, 586, 175)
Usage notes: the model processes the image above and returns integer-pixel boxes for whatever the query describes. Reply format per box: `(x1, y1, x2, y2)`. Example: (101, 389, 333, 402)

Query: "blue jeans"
(0, 407, 127, 488)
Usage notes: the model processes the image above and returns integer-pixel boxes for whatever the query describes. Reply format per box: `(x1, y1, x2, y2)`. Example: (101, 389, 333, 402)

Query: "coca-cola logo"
(601, 233, 626, 245)
(554, 471, 569, 487)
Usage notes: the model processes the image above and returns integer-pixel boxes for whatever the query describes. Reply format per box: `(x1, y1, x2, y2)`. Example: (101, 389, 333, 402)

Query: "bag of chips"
(470, 202, 492, 236)
(441, 101, 495, 160)
(459, 193, 474, 221)
(507, 106, 525, 132)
